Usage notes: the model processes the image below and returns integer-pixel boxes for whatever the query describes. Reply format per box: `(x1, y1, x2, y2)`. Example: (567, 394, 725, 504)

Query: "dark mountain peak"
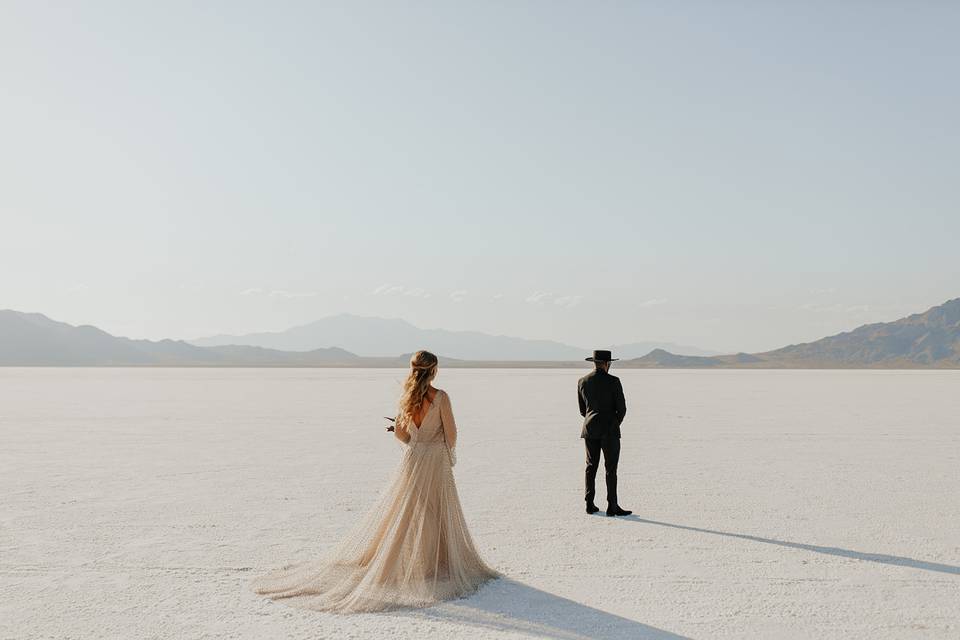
(609, 342, 720, 358)
(761, 297, 960, 367)
(2, 309, 61, 327)
(912, 297, 960, 326)
(614, 298, 960, 369)
(628, 349, 721, 368)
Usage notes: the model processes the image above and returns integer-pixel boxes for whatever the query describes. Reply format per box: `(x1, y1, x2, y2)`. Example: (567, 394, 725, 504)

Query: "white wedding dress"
(253, 389, 498, 612)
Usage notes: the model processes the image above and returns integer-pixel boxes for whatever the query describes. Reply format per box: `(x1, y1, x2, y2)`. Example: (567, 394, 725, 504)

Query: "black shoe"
(606, 506, 632, 517)
(586, 503, 600, 514)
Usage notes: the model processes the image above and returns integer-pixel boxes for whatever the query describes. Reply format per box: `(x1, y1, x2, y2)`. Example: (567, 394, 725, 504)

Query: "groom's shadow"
(619, 516, 960, 576)
(406, 577, 691, 640)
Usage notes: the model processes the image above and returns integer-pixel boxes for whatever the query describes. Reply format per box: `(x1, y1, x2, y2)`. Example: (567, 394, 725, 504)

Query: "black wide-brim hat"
(585, 349, 618, 362)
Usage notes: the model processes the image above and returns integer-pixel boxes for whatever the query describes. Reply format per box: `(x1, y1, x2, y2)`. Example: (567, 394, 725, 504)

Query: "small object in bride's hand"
(384, 416, 396, 432)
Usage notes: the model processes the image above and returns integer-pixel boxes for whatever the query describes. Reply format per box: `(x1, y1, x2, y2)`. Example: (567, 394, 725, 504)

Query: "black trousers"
(584, 437, 621, 507)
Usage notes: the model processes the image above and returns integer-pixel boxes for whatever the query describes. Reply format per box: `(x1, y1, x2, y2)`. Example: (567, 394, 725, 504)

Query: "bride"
(253, 350, 498, 612)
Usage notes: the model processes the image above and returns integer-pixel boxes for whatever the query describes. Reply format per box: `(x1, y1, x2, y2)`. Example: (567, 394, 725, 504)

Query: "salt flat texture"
(1, 368, 958, 639)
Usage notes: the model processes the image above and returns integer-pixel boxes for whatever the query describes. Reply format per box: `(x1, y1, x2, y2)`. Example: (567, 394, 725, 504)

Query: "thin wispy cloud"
(450, 290, 468, 303)
(525, 291, 552, 305)
(554, 295, 583, 308)
(801, 302, 871, 314)
(403, 287, 431, 299)
(491, 293, 504, 301)
(640, 298, 667, 307)
(371, 284, 431, 298)
(240, 287, 317, 298)
(67, 283, 89, 293)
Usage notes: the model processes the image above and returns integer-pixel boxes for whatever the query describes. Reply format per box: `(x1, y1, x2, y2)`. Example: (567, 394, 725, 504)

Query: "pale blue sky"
(2, 2, 958, 353)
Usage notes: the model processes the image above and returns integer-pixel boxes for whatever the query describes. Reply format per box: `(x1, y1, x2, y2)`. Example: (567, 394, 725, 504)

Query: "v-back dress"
(253, 389, 498, 612)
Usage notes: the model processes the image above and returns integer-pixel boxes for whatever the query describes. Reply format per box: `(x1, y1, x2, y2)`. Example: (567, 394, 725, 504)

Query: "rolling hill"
(623, 298, 960, 369)
(190, 313, 715, 361)
(0, 311, 360, 366)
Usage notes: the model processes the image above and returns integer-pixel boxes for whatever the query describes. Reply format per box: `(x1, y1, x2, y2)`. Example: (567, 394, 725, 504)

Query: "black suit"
(578, 368, 627, 507)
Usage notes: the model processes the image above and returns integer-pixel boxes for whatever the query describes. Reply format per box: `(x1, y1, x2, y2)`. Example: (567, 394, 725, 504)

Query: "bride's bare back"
(411, 387, 437, 428)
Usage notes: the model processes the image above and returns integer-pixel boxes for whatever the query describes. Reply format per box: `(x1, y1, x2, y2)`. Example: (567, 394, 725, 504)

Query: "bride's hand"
(391, 418, 412, 444)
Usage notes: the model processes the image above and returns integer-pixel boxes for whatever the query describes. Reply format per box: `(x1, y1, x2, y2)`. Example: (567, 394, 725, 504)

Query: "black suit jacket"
(578, 369, 627, 439)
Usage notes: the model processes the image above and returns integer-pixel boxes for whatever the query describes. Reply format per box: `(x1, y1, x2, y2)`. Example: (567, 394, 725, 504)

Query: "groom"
(578, 350, 632, 517)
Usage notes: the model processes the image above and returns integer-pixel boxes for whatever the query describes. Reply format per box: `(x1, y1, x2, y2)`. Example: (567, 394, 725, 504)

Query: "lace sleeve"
(439, 391, 458, 449)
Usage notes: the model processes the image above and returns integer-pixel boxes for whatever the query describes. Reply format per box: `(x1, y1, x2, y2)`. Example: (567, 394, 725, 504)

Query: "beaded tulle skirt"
(253, 441, 498, 612)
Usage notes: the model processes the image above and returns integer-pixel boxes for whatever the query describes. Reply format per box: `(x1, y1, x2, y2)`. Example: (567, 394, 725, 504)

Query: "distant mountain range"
(626, 298, 960, 369)
(0, 310, 357, 366)
(0, 309, 710, 366)
(2, 298, 958, 368)
(190, 314, 718, 360)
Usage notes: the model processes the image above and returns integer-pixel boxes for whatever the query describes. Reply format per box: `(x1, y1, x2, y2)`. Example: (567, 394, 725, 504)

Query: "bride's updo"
(398, 350, 438, 426)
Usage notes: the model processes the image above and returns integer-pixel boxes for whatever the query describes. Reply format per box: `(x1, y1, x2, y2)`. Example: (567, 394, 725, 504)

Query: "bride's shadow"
(405, 577, 692, 640)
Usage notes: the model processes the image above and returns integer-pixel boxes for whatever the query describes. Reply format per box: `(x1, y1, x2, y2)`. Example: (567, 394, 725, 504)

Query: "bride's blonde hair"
(398, 350, 438, 426)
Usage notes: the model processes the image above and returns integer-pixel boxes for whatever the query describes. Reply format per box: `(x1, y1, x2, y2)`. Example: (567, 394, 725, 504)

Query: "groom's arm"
(614, 378, 626, 427)
(578, 381, 586, 417)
